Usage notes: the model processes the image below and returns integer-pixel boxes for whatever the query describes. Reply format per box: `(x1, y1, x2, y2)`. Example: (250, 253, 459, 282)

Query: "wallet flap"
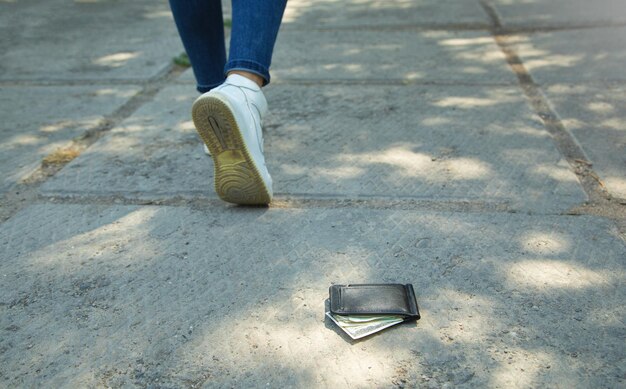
(329, 284, 420, 319)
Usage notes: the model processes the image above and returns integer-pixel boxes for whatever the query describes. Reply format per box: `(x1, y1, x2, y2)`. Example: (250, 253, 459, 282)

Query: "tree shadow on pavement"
(1, 0, 625, 388)
(1, 203, 624, 387)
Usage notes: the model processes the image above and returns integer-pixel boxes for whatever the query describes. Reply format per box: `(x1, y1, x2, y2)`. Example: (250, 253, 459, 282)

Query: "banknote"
(326, 312, 404, 339)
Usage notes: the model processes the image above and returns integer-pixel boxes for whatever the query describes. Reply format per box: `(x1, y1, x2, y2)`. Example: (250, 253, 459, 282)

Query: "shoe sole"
(192, 95, 271, 205)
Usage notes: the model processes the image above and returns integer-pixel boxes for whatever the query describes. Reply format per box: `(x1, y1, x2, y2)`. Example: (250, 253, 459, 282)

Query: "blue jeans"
(169, 0, 287, 92)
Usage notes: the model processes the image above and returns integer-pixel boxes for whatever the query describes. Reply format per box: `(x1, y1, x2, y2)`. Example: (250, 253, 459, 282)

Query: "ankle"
(227, 70, 264, 88)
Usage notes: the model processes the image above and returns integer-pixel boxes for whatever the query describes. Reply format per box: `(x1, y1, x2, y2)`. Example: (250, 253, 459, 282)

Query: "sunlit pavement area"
(1, 0, 625, 387)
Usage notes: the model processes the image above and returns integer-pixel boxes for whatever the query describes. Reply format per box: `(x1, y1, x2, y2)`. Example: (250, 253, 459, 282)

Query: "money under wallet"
(326, 284, 421, 340)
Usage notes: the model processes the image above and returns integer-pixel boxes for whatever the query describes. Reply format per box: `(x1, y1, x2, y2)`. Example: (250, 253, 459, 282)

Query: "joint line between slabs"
(479, 0, 614, 205)
(0, 64, 186, 224)
(0, 79, 149, 87)
(34, 193, 626, 220)
(37, 193, 514, 213)
(28, 193, 626, 222)
(271, 78, 517, 87)
(280, 21, 626, 34)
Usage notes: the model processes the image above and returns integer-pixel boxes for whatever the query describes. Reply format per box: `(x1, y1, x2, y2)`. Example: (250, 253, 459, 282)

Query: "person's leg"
(189, 0, 288, 205)
(225, 0, 288, 87)
(168, 0, 226, 93)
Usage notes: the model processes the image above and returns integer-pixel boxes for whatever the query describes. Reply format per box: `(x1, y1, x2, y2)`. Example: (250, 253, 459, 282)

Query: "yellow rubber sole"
(192, 95, 271, 205)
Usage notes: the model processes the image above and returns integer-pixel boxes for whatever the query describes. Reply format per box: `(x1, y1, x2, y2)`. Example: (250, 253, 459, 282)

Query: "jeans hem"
(224, 59, 271, 86)
(196, 79, 226, 93)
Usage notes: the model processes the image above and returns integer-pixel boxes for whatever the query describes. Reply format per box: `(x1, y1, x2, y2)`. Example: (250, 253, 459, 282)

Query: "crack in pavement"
(0, 64, 187, 223)
(479, 0, 625, 229)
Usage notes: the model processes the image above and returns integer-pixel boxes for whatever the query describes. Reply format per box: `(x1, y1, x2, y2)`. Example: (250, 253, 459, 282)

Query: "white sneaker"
(191, 74, 272, 205)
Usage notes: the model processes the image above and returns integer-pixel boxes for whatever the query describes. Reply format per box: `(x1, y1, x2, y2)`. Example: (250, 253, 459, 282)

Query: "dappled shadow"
(488, 0, 626, 28)
(505, 28, 626, 83)
(40, 83, 587, 212)
(497, 29, 626, 199)
(0, 0, 181, 80)
(0, 85, 138, 194)
(0, 0, 183, 192)
(271, 29, 515, 83)
(1, 0, 625, 388)
(538, 83, 626, 199)
(264, 84, 583, 211)
(39, 86, 214, 199)
(0, 204, 624, 387)
(281, 0, 490, 28)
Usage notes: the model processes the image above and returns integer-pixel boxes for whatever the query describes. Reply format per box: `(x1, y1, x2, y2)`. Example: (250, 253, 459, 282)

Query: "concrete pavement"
(1, 0, 625, 388)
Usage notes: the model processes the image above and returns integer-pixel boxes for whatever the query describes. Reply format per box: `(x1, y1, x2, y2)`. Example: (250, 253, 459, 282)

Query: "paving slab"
(41, 84, 586, 212)
(490, 0, 626, 28)
(544, 84, 626, 199)
(0, 204, 624, 387)
(0, 85, 140, 194)
(0, 0, 182, 81)
(178, 30, 515, 85)
(282, 0, 490, 29)
(509, 27, 626, 84)
(272, 30, 516, 83)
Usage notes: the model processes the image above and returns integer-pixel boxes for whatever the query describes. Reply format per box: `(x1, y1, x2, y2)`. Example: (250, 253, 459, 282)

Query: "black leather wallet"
(329, 284, 421, 321)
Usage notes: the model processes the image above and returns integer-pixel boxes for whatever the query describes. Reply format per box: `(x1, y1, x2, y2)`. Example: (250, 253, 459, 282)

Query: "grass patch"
(42, 147, 81, 167)
(224, 18, 232, 28)
(173, 52, 191, 67)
